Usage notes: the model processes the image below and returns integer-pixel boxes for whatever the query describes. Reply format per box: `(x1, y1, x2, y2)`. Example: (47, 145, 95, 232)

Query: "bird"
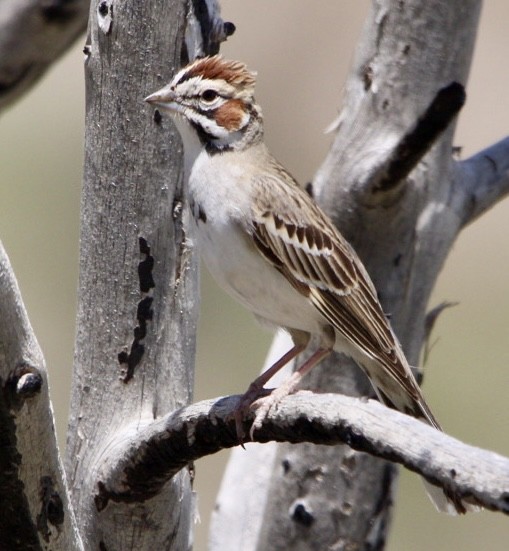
(145, 55, 473, 514)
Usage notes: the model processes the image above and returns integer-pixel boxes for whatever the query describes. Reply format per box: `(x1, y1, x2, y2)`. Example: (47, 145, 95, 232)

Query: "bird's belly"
(196, 219, 320, 334)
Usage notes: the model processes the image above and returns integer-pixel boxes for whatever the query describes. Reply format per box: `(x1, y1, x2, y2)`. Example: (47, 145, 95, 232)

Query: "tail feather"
(424, 480, 462, 514)
(423, 480, 481, 515)
(363, 362, 480, 515)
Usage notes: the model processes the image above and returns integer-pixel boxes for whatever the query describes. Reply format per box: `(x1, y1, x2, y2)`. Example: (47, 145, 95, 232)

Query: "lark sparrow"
(145, 56, 471, 514)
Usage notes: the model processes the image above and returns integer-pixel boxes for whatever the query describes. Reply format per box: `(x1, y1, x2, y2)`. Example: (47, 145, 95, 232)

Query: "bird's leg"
(234, 331, 310, 441)
(249, 334, 334, 439)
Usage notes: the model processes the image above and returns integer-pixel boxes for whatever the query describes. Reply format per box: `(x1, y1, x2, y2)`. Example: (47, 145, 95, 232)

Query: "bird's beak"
(144, 86, 180, 113)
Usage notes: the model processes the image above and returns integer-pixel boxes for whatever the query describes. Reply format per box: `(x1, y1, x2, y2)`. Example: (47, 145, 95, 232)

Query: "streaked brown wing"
(250, 173, 418, 398)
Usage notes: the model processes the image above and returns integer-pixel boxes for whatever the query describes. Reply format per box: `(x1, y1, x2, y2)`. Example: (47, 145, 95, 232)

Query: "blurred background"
(1, 1, 508, 549)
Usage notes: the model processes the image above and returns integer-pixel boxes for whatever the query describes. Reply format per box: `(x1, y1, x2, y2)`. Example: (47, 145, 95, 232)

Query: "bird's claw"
(232, 385, 272, 444)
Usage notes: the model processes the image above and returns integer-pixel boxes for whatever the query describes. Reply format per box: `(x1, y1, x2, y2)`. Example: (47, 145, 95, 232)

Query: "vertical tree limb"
(0, 241, 82, 550)
(65, 1, 199, 548)
(65, 0, 233, 547)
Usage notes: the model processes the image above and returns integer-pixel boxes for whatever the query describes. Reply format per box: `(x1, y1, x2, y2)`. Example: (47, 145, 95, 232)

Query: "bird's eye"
(201, 89, 218, 102)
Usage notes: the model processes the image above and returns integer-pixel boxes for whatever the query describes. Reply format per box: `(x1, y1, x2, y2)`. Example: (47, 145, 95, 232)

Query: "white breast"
(187, 149, 321, 334)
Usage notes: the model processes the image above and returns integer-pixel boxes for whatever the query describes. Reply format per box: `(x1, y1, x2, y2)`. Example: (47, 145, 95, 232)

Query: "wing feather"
(250, 171, 420, 401)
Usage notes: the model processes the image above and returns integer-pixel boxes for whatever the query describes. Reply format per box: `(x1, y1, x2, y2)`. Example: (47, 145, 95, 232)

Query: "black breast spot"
(189, 198, 207, 223)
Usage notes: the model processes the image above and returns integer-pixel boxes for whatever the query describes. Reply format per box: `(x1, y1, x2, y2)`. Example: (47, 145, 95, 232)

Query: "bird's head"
(145, 56, 263, 153)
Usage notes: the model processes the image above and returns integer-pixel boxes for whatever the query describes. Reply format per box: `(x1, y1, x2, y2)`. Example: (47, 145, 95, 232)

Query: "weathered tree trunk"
(63, 1, 233, 547)
(210, 1, 494, 549)
(64, 1, 198, 548)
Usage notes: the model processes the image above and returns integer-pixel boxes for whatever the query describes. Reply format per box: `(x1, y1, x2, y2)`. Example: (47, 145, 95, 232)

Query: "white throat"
(172, 116, 202, 178)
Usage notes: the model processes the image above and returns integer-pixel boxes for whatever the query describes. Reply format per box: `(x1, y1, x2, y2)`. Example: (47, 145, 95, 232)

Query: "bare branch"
(0, 0, 89, 113)
(0, 241, 82, 549)
(456, 136, 509, 226)
(95, 393, 508, 515)
(185, 0, 236, 58)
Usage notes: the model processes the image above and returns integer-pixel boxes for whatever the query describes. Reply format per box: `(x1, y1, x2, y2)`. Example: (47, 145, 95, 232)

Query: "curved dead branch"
(95, 392, 509, 515)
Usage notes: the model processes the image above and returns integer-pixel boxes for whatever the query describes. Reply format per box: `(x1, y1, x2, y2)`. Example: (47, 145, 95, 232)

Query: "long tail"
(360, 359, 480, 514)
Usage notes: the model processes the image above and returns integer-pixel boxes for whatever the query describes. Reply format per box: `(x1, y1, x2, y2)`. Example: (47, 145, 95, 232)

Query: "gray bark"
(0, 0, 233, 548)
(0, 241, 82, 550)
(210, 1, 502, 549)
(64, 1, 229, 549)
(0, 0, 89, 112)
(65, 1, 194, 548)
(93, 391, 509, 515)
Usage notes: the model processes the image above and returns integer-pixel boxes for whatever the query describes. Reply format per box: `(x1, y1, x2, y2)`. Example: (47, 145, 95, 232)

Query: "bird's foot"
(249, 376, 301, 440)
(233, 382, 272, 444)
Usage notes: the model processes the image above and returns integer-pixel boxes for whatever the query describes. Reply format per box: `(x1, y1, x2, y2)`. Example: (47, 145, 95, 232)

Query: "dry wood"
(1, 0, 509, 549)
(91, 391, 509, 515)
